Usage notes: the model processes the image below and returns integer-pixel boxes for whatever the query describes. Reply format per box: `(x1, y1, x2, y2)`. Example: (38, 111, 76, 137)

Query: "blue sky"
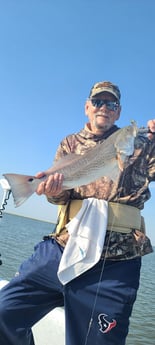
(0, 0, 155, 244)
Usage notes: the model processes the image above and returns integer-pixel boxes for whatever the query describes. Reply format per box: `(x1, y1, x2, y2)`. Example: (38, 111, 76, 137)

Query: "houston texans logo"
(98, 313, 117, 334)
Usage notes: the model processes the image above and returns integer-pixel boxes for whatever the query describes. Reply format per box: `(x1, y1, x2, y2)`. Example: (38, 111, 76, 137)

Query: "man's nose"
(99, 103, 108, 110)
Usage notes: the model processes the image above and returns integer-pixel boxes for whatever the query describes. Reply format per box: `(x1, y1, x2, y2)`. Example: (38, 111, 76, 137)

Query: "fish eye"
(28, 178, 34, 183)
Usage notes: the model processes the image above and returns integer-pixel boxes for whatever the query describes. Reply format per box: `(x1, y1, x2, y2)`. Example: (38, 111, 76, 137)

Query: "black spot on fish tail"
(28, 178, 34, 182)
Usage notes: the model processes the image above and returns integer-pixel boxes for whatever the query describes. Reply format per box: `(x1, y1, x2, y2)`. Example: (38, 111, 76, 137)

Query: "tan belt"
(56, 200, 145, 234)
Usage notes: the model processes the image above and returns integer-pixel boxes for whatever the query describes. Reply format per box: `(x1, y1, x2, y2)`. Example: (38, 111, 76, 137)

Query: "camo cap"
(89, 81, 121, 102)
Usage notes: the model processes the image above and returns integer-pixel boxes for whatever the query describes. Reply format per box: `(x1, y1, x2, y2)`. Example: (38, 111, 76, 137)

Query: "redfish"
(3, 122, 137, 207)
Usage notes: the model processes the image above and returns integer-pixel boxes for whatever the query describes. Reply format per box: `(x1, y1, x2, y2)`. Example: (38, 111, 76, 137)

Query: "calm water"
(0, 213, 155, 344)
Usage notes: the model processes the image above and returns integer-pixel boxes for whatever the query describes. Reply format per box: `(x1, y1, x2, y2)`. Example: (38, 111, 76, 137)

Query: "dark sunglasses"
(90, 98, 119, 111)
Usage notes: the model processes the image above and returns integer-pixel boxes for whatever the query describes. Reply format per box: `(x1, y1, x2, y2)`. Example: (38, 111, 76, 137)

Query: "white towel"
(57, 198, 108, 285)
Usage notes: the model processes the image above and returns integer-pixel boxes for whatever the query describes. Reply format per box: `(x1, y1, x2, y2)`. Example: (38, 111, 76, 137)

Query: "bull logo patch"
(98, 313, 117, 334)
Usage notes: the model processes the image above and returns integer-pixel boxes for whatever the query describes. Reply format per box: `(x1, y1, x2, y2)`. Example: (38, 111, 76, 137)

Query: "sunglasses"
(90, 99, 119, 111)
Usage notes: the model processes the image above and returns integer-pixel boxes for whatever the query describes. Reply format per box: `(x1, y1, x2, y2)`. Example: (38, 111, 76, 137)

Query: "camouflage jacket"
(48, 124, 155, 260)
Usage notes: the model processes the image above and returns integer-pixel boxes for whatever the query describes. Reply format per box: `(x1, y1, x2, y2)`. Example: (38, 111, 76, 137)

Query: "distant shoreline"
(4, 212, 56, 225)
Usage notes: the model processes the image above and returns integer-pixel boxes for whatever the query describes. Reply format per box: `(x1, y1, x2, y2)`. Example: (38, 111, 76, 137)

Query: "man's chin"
(95, 122, 111, 131)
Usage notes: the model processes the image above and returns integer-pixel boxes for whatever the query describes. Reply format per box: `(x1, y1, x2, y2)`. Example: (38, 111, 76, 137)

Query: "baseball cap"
(89, 81, 121, 102)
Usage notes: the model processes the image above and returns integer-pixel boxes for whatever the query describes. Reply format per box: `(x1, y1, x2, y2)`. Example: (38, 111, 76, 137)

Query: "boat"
(0, 279, 65, 345)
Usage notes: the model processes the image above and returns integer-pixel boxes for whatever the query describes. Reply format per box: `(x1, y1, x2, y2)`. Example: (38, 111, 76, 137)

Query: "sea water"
(0, 213, 154, 344)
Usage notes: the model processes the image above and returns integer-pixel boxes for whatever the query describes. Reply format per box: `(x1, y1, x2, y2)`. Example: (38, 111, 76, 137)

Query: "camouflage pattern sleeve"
(147, 141, 155, 181)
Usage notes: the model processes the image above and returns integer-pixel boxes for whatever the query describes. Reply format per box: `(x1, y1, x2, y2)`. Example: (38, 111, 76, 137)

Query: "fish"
(3, 122, 138, 207)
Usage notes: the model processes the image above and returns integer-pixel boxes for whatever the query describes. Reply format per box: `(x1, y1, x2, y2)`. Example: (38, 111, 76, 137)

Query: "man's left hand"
(147, 119, 155, 140)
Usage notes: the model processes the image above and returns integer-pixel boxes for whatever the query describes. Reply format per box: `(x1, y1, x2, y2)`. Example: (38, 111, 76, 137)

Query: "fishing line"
(84, 171, 126, 345)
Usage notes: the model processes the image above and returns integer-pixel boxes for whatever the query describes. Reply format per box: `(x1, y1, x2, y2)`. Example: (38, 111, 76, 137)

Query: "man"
(0, 81, 155, 345)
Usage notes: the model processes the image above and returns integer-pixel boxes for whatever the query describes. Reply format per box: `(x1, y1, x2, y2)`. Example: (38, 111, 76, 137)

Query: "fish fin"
(3, 173, 40, 207)
(103, 159, 121, 182)
(116, 153, 124, 171)
(116, 153, 130, 172)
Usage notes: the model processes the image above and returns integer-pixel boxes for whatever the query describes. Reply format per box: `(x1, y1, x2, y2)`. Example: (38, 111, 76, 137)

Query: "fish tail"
(3, 173, 39, 207)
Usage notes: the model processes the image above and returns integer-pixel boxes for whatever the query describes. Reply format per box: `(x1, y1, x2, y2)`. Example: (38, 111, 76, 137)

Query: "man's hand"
(35, 172, 64, 197)
(147, 119, 155, 140)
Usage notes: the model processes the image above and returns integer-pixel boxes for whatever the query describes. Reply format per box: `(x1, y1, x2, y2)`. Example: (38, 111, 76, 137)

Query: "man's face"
(85, 92, 121, 134)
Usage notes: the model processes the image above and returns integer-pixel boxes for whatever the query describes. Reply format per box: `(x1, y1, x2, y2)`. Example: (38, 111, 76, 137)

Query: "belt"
(56, 200, 145, 234)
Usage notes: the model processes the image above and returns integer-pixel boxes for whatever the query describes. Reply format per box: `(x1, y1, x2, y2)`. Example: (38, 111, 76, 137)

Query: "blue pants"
(0, 238, 141, 345)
